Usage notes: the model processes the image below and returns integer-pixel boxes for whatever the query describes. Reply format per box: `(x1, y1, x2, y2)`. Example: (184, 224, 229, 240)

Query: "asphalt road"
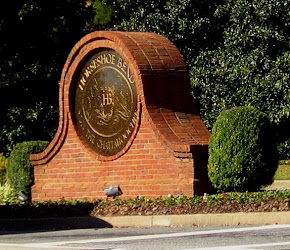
(1, 224, 290, 249)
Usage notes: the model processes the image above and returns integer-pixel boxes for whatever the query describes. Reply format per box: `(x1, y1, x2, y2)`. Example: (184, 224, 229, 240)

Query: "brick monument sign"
(30, 31, 212, 201)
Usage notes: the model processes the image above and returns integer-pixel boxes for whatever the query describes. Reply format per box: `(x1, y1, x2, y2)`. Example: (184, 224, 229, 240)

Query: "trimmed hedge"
(6, 141, 48, 194)
(208, 106, 278, 192)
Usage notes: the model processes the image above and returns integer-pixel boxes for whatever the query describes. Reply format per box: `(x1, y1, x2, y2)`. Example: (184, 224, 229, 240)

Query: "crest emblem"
(75, 50, 138, 157)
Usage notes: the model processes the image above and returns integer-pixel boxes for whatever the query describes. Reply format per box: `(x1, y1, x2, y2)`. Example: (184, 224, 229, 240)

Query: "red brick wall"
(30, 31, 213, 201)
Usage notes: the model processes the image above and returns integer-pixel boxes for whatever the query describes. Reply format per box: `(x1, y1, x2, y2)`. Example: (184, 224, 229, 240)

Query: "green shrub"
(208, 106, 278, 192)
(6, 141, 48, 194)
(0, 153, 8, 184)
(0, 182, 18, 205)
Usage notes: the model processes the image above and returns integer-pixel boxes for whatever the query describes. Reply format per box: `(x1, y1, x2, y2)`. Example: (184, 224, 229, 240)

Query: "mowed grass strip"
(275, 164, 290, 180)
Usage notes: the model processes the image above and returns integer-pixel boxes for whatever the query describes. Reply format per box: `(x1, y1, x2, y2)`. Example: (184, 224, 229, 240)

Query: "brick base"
(30, 31, 213, 201)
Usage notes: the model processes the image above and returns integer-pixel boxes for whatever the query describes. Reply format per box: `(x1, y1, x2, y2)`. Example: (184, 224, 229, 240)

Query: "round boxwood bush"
(208, 106, 278, 192)
(6, 141, 48, 194)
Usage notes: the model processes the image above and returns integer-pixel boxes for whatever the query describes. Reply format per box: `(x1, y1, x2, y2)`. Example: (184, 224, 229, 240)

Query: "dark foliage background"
(0, 0, 95, 155)
(1, 0, 289, 160)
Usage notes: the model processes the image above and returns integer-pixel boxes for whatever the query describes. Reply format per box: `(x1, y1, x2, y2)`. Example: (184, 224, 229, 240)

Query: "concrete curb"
(101, 211, 290, 227)
(1, 212, 290, 231)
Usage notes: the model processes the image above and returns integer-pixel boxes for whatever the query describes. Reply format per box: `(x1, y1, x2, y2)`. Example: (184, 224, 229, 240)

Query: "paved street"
(1, 224, 290, 249)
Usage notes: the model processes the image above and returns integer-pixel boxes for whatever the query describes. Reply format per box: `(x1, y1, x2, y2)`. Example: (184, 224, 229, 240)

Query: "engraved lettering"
(89, 60, 97, 70)
(130, 114, 137, 128)
(84, 68, 92, 78)
(111, 54, 116, 65)
(127, 67, 135, 84)
(117, 57, 128, 74)
(121, 61, 127, 74)
(102, 93, 113, 106)
(98, 54, 106, 65)
(117, 57, 123, 68)
(86, 129, 96, 144)
(114, 137, 124, 148)
(122, 133, 128, 139)
(79, 76, 87, 91)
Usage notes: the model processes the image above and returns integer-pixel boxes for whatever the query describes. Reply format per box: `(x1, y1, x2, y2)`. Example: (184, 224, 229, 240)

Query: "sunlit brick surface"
(30, 31, 212, 201)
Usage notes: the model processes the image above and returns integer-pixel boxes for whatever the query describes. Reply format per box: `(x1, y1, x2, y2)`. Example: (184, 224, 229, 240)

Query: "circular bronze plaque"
(75, 50, 138, 156)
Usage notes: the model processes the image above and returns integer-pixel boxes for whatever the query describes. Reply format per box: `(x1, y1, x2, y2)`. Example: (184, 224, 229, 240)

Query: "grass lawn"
(274, 164, 290, 180)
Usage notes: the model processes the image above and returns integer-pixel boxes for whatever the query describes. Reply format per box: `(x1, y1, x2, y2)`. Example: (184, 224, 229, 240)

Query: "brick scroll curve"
(30, 31, 210, 165)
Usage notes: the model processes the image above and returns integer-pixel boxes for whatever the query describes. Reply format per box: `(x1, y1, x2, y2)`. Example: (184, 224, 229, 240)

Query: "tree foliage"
(1, 0, 290, 160)
(91, 0, 112, 25)
(113, 0, 225, 67)
(0, 0, 95, 155)
(190, 0, 290, 158)
(208, 106, 278, 192)
(100, 0, 290, 159)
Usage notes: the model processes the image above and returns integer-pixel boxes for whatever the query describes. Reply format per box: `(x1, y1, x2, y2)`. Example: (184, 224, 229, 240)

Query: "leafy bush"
(190, 0, 290, 159)
(208, 106, 278, 192)
(6, 141, 48, 194)
(0, 182, 18, 205)
(0, 153, 8, 184)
